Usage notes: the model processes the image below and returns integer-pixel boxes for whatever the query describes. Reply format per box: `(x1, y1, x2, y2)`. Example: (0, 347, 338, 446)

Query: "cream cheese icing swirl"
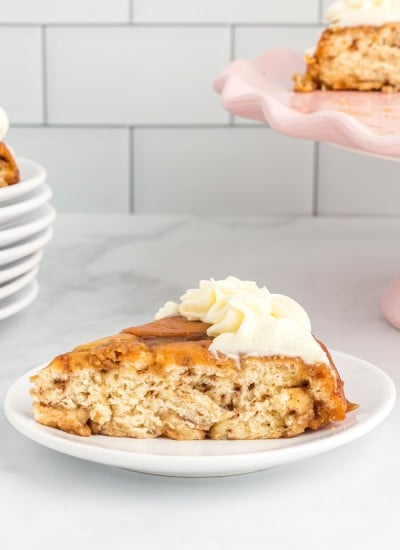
(155, 277, 329, 365)
(326, 0, 400, 27)
(0, 106, 9, 141)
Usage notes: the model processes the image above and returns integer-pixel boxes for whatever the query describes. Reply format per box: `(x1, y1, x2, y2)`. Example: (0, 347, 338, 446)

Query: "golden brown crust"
(294, 23, 400, 92)
(31, 316, 355, 440)
(48, 332, 152, 373)
(0, 142, 20, 187)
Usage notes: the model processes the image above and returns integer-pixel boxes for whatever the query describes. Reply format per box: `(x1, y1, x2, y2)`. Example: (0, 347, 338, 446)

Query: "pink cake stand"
(214, 48, 400, 329)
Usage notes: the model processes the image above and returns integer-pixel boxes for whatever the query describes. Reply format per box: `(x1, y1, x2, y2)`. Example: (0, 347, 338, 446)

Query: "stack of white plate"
(0, 158, 55, 322)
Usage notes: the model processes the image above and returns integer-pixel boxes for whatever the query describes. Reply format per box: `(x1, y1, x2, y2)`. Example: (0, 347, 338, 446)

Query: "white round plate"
(4, 351, 396, 477)
(0, 204, 56, 248)
(0, 279, 38, 322)
(0, 183, 52, 225)
(0, 250, 42, 285)
(0, 158, 47, 204)
(0, 265, 39, 301)
(0, 227, 53, 266)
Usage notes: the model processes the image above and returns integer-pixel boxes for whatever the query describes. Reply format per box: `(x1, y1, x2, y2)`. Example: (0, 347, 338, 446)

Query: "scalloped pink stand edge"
(380, 276, 400, 329)
(214, 48, 400, 330)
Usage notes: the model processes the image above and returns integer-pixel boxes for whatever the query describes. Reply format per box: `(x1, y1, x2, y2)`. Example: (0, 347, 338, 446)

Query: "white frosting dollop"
(326, 0, 400, 27)
(0, 106, 9, 141)
(155, 277, 329, 365)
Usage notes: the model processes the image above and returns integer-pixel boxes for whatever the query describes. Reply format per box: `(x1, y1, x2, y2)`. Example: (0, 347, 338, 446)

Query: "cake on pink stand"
(214, 48, 400, 329)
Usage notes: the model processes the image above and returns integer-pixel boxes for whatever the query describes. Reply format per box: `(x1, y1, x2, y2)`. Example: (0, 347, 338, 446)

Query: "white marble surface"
(1, 214, 399, 549)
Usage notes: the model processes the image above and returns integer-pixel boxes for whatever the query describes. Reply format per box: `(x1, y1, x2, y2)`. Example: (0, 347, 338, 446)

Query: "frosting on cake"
(155, 276, 329, 365)
(0, 106, 9, 141)
(326, 0, 400, 27)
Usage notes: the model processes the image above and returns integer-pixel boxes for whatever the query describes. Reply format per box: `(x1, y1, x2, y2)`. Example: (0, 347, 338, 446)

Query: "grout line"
(221, 22, 323, 28)
(312, 142, 320, 216)
(229, 24, 235, 60)
(0, 23, 43, 27)
(228, 24, 235, 126)
(0, 22, 229, 28)
(314, 213, 400, 219)
(130, 123, 271, 130)
(318, 0, 325, 22)
(11, 122, 273, 130)
(41, 25, 48, 124)
(129, 0, 134, 23)
(12, 122, 130, 129)
(0, 21, 325, 28)
(129, 128, 134, 213)
(234, 121, 271, 129)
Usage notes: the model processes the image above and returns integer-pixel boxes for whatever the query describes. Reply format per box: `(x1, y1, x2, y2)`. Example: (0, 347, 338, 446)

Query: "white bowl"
(0, 158, 47, 204)
(0, 204, 56, 248)
(0, 265, 39, 301)
(0, 251, 42, 285)
(0, 227, 53, 267)
(0, 280, 39, 322)
(0, 184, 52, 226)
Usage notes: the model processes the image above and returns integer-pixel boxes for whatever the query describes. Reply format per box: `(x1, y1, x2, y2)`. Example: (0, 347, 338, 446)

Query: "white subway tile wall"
(234, 26, 323, 59)
(46, 26, 230, 125)
(8, 127, 130, 213)
(134, 129, 315, 215)
(0, 27, 43, 123)
(318, 145, 400, 216)
(0, 0, 398, 215)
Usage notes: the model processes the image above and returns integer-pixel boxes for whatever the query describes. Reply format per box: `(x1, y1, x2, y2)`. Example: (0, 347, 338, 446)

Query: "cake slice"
(0, 142, 20, 187)
(294, 1, 400, 92)
(31, 278, 356, 440)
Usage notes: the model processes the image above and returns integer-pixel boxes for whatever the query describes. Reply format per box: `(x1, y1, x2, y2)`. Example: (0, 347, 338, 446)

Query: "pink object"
(215, 48, 400, 329)
(381, 276, 400, 330)
(214, 48, 400, 159)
